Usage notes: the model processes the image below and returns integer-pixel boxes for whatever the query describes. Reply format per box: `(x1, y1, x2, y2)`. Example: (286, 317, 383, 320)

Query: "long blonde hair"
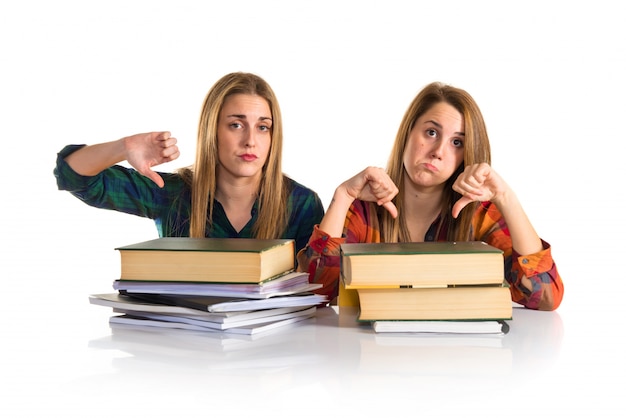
(382, 82, 491, 242)
(179, 72, 288, 238)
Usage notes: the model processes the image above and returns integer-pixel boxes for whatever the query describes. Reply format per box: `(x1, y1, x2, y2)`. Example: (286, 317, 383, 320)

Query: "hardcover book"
(116, 237, 295, 284)
(356, 283, 513, 321)
(340, 241, 504, 288)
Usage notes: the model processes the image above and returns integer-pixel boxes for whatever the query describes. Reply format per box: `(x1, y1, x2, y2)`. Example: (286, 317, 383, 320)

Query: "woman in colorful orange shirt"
(297, 82, 563, 310)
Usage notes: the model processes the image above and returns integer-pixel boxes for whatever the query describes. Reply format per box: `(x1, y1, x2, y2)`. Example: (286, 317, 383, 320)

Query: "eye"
(452, 138, 464, 148)
(426, 128, 437, 138)
(230, 122, 242, 129)
(258, 125, 271, 132)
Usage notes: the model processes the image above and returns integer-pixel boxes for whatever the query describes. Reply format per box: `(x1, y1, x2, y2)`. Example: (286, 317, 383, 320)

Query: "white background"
(1, 0, 624, 416)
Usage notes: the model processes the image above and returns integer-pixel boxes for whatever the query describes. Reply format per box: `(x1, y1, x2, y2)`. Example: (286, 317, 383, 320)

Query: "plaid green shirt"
(54, 145, 324, 254)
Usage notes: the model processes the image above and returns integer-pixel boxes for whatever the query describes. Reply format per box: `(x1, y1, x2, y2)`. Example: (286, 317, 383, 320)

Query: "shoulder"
(284, 176, 321, 201)
(284, 176, 315, 193)
(283, 176, 324, 215)
(158, 171, 187, 186)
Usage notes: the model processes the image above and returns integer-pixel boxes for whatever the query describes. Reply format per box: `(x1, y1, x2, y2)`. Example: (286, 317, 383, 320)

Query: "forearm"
(508, 245, 564, 310)
(64, 138, 127, 176)
(319, 188, 355, 237)
(493, 190, 542, 256)
(296, 226, 344, 300)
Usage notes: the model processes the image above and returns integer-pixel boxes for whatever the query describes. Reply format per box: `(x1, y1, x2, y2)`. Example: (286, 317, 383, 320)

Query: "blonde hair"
(382, 82, 491, 242)
(179, 72, 288, 238)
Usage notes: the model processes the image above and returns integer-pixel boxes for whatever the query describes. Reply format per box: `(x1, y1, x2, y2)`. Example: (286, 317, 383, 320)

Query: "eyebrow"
(226, 114, 273, 122)
(424, 120, 464, 136)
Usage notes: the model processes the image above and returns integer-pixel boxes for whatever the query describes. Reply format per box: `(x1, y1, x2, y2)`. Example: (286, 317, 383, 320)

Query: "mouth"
(423, 162, 438, 172)
(240, 154, 258, 162)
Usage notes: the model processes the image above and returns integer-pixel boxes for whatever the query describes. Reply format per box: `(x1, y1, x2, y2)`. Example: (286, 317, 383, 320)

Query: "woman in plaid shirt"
(54, 72, 324, 254)
(298, 82, 563, 310)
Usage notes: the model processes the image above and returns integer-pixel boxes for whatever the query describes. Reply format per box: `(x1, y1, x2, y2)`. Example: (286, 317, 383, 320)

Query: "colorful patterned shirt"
(297, 199, 564, 310)
(54, 145, 325, 254)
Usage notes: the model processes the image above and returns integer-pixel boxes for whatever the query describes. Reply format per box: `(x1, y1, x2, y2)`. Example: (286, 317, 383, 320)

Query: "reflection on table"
(86, 305, 563, 398)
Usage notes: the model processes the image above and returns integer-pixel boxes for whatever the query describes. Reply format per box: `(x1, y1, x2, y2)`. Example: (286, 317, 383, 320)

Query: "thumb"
(381, 201, 398, 218)
(141, 168, 165, 188)
(452, 196, 472, 219)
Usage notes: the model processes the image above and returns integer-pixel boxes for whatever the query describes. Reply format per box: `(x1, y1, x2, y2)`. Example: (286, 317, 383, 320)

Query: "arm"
(296, 167, 398, 301)
(320, 166, 399, 237)
(64, 131, 180, 188)
(297, 201, 391, 302)
(452, 163, 542, 255)
(454, 164, 564, 310)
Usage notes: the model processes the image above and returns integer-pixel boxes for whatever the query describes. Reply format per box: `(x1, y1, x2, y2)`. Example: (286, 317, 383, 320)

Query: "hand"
(341, 166, 399, 217)
(451, 163, 508, 218)
(124, 131, 180, 188)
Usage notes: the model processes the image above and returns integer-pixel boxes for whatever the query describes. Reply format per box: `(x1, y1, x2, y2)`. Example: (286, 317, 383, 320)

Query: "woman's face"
(216, 93, 272, 182)
(402, 101, 465, 189)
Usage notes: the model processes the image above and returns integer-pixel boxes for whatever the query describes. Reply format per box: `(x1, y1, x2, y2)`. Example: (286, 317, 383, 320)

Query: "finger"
(373, 184, 396, 200)
(381, 201, 398, 218)
(163, 148, 180, 161)
(141, 168, 165, 188)
(465, 176, 485, 190)
(371, 177, 399, 199)
(152, 131, 171, 146)
(453, 179, 482, 198)
(467, 164, 490, 187)
(452, 196, 473, 218)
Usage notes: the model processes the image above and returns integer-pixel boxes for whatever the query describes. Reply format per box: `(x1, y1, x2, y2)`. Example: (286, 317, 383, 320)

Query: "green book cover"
(116, 237, 294, 253)
(340, 241, 503, 257)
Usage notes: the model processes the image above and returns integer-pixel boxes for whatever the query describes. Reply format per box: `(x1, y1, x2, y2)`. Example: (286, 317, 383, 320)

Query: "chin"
(411, 175, 442, 189)
(238, 169, 263, 178)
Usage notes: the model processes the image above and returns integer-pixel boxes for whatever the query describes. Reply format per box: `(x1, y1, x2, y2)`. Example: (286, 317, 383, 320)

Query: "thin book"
(371, 319, 509, 334)
(116, 306, 318, 331)
(90, 293, 310, 324)
(109, 308, 316, 336)
(113, 271, 321, 298)
(123, 291, 328, 313)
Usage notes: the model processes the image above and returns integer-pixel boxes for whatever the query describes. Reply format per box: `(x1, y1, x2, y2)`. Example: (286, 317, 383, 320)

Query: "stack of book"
(90, 237, 327, 336)
(339, 241, 513, 334)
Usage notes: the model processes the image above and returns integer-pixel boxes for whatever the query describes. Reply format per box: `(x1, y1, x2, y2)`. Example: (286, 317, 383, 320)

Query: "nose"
(243, 128, 256, 148)
(430, 139, 446, 159)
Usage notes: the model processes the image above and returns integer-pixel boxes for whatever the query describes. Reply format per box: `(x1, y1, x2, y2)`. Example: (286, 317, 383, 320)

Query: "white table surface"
(3, 286, 623, 418)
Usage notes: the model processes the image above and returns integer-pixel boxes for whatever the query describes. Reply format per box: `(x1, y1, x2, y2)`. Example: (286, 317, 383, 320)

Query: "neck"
(402, 181, 444, 221)
(215, 172, 261, 208)
(400, 179, 446, 242)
